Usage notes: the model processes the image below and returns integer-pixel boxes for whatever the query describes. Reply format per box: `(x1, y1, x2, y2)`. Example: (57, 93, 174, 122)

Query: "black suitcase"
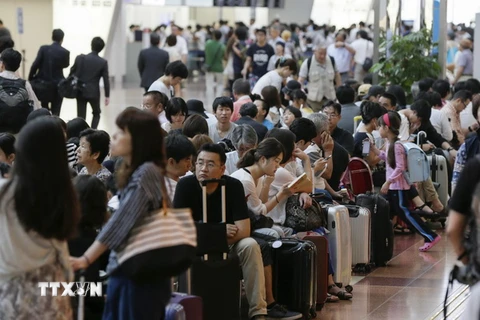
(270, 239, 317, 319)
(356, 193, 394, 267)
(191, 179, 241, 320)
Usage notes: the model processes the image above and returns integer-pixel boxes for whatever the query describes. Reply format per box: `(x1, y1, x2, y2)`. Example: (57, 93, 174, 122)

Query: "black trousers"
(41, 90, 64, 116)
(76, 95, 101, 129)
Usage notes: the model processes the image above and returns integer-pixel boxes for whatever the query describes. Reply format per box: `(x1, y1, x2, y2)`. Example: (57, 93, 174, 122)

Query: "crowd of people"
(0, 14, 478, 320)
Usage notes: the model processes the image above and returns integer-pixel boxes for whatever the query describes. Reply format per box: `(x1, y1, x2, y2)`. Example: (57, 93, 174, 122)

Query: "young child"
(372, 111, 441, 252)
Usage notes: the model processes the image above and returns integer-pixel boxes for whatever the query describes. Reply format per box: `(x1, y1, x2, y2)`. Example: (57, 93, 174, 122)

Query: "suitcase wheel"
(335, 282, 343, 288)
(345, 285, 353, 293)
(316, 303, 325, 311)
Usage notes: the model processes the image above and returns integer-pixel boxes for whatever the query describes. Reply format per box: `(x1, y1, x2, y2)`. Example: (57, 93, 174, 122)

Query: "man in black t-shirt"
(173, 144, 301, 320)
(242, 28, 275, 88)
(447, 157, 480, 264)
(323, 101, 354, 155)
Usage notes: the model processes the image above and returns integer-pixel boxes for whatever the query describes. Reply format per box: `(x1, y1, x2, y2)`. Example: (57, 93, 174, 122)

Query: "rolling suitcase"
(428, 154, 449, 207)
(356, 193, 394, 266)
(346, 157, 374, 196)
(346, 205, 372, 272)
(300, 234, 329, 310)
(190, 179, 241, 320)
(326, 205, 352, 288)
(172, 270, 203, 320)
(165, 303, 186, 320)
(271, 239, 317, 319)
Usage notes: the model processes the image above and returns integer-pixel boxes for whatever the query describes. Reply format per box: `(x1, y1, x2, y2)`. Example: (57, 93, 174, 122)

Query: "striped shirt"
(96, 162, 165, 251)
(66, 143, 78, 168)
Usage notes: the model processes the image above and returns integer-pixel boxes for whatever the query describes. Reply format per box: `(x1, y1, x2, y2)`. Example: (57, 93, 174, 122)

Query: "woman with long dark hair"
(0, 117, 80, 319)
(70, 107, 171, 319)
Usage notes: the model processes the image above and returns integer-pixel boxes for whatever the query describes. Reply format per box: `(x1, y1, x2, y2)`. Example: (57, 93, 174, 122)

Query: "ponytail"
(387, 137, 399, 169)
(236, 148, 256, 169)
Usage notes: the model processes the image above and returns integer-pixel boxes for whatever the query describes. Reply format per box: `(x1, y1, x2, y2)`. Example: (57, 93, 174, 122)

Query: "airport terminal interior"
(1, 0, 480, 319)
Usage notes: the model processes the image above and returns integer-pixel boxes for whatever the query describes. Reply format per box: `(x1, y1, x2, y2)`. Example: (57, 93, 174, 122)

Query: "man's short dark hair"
(150, 33, 160, 46)
(380, 92, 397, 107)
(410, 99, 432, 124)
(255, 28, 267, 35)
(454, 81, 467, 94)
(144, 90, 169, 107)
(432, 79, 450, 99)
(198, 143, 226, 165)
(213, 96, 234, 113)
(232, 79, 250, 96)
(416, 91, 442, 108)
(212, 30, 222, 41)
(52, 29, 65, 42)
(453, 90, 473, 102)
(165, 97, 188, 122)
(418, 77, 435, 92)
(165, 134, 196, 163)
(323, 101, 342, 115)
(234, 27, 248, 41)
(0, 48, 21, 72)
(336, 85, 355, 104)
(0, 36, 14, 54)
(79, 129, 110, 164)
(466, 78, 480, 95)
(91, 37, 105, 53)
(289, 118, 317, 143)
(239, 102, 258, 118)
(165, 60, 189, 79)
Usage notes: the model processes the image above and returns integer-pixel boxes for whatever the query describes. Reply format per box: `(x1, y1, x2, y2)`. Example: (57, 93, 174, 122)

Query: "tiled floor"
(59, 77, 468, 320)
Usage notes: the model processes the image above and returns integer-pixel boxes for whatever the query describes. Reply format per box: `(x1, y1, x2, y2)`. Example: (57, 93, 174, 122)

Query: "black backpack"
(0, 77, 32, 134)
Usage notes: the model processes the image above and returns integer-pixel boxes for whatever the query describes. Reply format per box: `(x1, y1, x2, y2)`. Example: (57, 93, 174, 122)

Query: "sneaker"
(266, 304, 302, 320)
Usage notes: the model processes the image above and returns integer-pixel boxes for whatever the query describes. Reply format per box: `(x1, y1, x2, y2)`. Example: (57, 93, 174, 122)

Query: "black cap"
(186, 99, 207, 118)
(363, 85, 385, 100)
(282, 80, 301, 95)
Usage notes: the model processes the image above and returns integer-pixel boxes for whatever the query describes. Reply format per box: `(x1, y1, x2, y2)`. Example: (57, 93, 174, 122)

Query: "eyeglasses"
(141, 104, 154, 110)
(195, 161, 220, 170)
(324, 112, 339, 119)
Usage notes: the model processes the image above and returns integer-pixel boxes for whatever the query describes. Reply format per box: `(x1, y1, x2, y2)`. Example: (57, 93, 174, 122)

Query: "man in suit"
(138, 33, 169, 92)
(28, 29, 70, 116)
(71, 37, 110, 129)
(234, 102, 267, 141)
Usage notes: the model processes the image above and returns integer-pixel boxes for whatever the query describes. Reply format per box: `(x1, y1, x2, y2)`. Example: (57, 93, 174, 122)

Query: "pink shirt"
(379, 142, 410, 190)
(231, 96, 252, 122)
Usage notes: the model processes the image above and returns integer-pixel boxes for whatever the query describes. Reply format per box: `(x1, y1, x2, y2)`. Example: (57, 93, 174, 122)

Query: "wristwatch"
(447, 147, 454, 152)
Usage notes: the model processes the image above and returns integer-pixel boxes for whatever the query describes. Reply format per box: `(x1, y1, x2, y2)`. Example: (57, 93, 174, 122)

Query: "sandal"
(419, 235, 442, 252)
(328, 284, 353, 300)
(394, 224, 411, 235)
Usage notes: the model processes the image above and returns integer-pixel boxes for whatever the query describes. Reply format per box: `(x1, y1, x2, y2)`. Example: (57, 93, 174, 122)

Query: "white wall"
(311, 0, 373, 28)
(1, 0, 53, 77)
(125, 4, 190, 29)
(269, 0, 314, 25)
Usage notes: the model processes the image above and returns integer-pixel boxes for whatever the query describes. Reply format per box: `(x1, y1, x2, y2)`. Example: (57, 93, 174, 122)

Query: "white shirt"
(327, 43, 353, 73)
(165, 177, 177, 202)
(208, 122, 237, 143)
(460, 101, 477, 130)
(350, 38, 374, 65)
(225, 150, 240, 175)
(431, 108, 454, 141)
(267, 54, 292, 71)
(164, 46, 181, 62)
(268, 36, 285, 49)
(147, 80, 172, 125)
(252, 70, 283, 95)
(174, 35, 188, 56)
(266, 167, 295, 225)
(304, 144, 326, 190)
(231, 169, 269, 216)
(195, 30, 207, 51)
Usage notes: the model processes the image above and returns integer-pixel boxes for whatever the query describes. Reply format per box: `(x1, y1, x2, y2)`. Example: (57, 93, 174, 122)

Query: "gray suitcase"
(347, 205, 372, 272)
(428, 154, 449, 207)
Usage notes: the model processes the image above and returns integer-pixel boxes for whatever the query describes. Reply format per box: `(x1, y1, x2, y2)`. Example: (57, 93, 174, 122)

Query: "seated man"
(322, 101, 354, 155)
(165, 133, 196, 201)
(335, 85, 361, 134)
(225, 124, 258, 175)
(173, 144, 301, 320)
(235, 102, 268, 141)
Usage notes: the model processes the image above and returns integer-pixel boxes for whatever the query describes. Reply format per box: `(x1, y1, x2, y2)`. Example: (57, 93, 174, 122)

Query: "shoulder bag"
(115, 177, 197, 282)
(58, 55, 86, 99)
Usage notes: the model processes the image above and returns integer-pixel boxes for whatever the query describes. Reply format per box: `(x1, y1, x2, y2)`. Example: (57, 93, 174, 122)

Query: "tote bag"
(116, 179, 197, 281)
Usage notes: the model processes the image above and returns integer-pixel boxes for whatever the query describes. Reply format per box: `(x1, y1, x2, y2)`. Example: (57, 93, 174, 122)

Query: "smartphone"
(362, 139, 371, 157)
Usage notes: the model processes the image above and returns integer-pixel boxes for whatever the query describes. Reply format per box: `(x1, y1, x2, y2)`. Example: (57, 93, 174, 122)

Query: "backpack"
(284, 194, 327, 232)
(395, 142, 429, 184)
(0, 77, 32, 134)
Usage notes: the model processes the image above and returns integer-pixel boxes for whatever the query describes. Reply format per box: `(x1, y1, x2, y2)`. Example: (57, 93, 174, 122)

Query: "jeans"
(205, 72, 224, 107)
(76, 95, 101, 129)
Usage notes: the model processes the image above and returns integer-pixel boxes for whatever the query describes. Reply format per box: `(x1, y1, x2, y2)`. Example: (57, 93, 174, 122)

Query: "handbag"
(30, 78, 56, 102)
(116, 177, 197, 281)
(58, 55, 86, 99)
(284, 194, 327, 232)
(362, 41, 373, 72)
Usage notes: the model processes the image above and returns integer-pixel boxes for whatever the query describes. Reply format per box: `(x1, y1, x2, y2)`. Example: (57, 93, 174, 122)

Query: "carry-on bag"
(356, 193, 394, 266)
(270, 238, 317, 319)
(299, 233, 329, 310)
(172, 270, 203, 320)
(190, 179, 241, 320)
(165, 303, 186, 320)
(326, 205, 352, 287)
(346, 205, 372, 272)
